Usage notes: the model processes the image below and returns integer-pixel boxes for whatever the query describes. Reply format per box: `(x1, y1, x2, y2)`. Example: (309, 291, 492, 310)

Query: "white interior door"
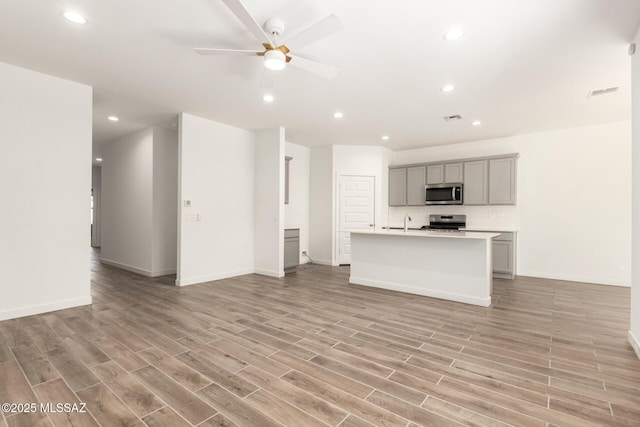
(338, 175, 375, 265)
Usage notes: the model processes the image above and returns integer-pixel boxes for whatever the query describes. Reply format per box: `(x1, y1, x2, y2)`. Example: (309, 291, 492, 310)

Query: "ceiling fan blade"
(194, 48, 259, 56)
(282, 15, 343, 50)
(221, 0, 272, 45)
(288, 54, 339, 79)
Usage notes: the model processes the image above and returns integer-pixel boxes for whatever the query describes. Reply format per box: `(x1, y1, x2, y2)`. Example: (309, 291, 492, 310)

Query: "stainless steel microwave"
(425, 183, 463, 205)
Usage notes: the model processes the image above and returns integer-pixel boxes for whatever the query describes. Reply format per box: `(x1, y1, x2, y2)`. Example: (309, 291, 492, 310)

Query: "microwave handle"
(452, 187, 455, 200)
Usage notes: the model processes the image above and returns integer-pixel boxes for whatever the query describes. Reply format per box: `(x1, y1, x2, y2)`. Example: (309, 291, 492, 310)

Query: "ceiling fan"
(195, 0, 343, 79)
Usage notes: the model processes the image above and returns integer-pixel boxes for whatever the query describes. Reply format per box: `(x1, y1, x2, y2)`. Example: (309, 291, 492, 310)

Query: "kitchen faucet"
(403, 214, 412, 232)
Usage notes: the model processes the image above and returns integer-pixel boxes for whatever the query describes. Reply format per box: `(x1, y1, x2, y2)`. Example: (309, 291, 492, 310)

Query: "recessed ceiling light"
(107, 115, 119, 122)
(262, 94, 275, 103)
(382, 135, 390, 140)
(443, 27, 465, 41)
(333, 112, 344, 119)
(95, 158, 103, 162)
(63, 11, 87, 24)
(472, 120, 482, 126)
(441, 84, 455, 93)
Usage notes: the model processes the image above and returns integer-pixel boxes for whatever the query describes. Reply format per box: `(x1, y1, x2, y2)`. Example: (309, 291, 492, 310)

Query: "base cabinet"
(491, 232, 516, 279)
(284, 229, 300, 273)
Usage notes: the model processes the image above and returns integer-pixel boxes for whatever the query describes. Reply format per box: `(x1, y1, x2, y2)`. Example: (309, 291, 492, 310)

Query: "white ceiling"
(1, 0, 639, 157)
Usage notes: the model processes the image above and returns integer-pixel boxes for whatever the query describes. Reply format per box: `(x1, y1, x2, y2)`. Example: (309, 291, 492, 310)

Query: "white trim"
(152, 268, 177, 277)
(254, 269, 285, 278)
(100, 258, 174, 278)
(100, 258, 175, 277)
(101, 258, 152, 276)
(311, 258, 337, 266)
(629, 330, 640, 360)
(518, 271, 629, 287)
(175, 268, 255, 286)
(349, 276, 491, 307)
(0, 296, 92, 321)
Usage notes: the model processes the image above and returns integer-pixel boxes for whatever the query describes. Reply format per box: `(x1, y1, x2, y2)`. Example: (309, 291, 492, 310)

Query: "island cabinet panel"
(489, 157, 517, 204)
(426, 165, 444, 184)
(463, 160, 488, 205)
(388, 167, 407, 206)
(406, 166, 426, 205)
(444, 162, 463, 183)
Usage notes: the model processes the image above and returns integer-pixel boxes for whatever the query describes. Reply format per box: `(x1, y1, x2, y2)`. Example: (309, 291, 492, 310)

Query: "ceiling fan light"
(264, 50, 286, 71)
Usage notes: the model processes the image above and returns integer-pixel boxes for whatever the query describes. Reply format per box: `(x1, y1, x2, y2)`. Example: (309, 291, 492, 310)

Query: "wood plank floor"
(1, 250, 639, 426)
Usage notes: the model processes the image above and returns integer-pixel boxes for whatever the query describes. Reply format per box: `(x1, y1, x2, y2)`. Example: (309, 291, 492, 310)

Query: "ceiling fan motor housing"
(264, 18, 285, 36)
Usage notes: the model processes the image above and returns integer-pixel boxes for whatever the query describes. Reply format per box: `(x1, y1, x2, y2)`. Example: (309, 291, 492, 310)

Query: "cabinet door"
(492, 240, 513, 274)
(406, 166, 426, 205)
(426, 164, 444, 184)
(388, 168, 407, 206)
(284, 239, 299, 270)
(463, 160, 488, 205)
(444, 162, 463, 183)
(489, 158, 516, 205)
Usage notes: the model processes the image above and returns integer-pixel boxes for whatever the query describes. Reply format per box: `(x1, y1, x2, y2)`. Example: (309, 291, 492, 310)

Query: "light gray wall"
(92, 166, 102, 247)
(101, 126, 178, 277)
(631, 31, 640, 358)
(177, 113, 256, 286)
(152, 127, 179, 275)
(285, 142, 311, 264)
(309, 146, 334, 264)
(101, 128, 155, 274)
(0, 61, 92, 320)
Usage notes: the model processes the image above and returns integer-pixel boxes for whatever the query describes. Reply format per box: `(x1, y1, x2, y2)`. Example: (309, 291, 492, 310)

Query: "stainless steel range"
(420, 214, 466, 231)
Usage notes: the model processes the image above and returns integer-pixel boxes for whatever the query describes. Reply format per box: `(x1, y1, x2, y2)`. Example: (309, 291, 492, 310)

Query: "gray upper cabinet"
(389, 154, 517, 207)
(426, 162, 463, 184)
(489, 157, 517, 205)
(406, 166, 426, 205)
(389, 167, 407, 206)
(444, 162, 463, 183)
(426, 165, 444, 184)
(463, 160, 488, 205)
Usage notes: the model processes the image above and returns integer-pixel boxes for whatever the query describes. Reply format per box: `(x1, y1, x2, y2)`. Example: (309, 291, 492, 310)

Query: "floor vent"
(587, 87, 618, 98)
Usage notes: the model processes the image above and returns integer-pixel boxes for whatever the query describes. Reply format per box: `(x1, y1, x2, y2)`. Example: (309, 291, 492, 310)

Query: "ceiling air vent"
(443, 114, 463, 121)
(587, 87, 618, 98)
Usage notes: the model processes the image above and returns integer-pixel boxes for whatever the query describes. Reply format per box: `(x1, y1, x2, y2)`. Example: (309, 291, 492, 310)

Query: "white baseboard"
(629, 330, 640, 360)
(151, 268, 177, 277)
(100, 258, 175, 278)
(312, 259, 335, 266)
(175, 268, 255, 286)
(349, 276, 491, 307)
(0, 296, 92, 321)
(518, 271, 629, 287)
(254, 269, 285, 278)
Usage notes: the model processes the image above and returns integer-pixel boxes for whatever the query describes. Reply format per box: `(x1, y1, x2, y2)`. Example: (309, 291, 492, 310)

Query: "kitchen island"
(349, 229, 499, 307)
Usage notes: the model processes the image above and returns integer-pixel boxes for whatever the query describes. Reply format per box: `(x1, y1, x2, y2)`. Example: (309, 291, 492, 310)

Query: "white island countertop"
(460, 226, 518, 233)
(349, 229, 500, 240)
